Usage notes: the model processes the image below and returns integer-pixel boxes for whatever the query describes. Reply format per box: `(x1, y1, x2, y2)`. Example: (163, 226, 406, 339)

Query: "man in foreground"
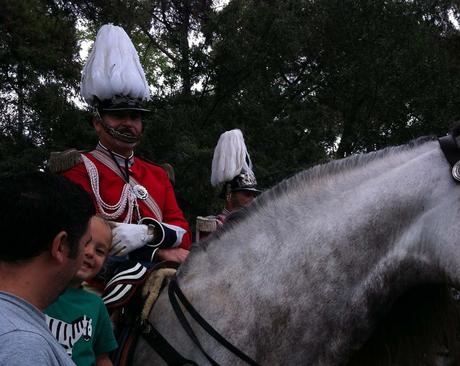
(0, 171, 95, 365)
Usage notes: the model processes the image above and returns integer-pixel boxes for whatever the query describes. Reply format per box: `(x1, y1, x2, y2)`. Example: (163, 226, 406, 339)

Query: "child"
(45, 216, 117, 366)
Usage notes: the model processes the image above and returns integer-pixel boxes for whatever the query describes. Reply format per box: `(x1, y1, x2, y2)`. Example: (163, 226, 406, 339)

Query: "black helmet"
(94, 95, 150, 113)
(219, 171, 261, 199)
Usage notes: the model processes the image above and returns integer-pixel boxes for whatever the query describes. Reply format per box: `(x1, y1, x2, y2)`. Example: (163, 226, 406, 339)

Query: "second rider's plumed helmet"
(211, 129, 261, 199)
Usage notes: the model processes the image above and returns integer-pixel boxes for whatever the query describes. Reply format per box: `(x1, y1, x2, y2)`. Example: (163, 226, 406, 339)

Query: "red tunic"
(62, 150, 191, 249)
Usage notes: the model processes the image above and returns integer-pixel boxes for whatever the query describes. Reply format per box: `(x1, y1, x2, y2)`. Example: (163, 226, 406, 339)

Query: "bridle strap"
(168, 281, 220, 366)
(141, 322, 198, 366)
(98, 117, 140, 144)
(168, 278, 261, 366)
(438, 134, 460, 168)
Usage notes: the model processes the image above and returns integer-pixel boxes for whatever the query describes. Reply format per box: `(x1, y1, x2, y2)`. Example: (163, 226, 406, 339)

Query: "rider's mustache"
(116, 127, 138, 137)
(99, 120, 141, 143)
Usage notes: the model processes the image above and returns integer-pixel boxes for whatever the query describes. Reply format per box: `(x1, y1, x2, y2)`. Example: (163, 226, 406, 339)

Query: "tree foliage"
(2, 0, 460, 225)
(0, 0, 88, 173)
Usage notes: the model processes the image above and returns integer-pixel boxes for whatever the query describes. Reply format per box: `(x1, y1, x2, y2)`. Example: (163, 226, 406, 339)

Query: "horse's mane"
(200, 135, 436, 249)
(253, 135, 435, 213)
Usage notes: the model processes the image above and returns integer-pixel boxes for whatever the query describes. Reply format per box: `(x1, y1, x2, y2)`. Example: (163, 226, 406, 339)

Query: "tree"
(69, 0, 215, 98)
(207, 0, 460, 185)
(310, 0, 460, 157)
(0, 0, 85, 174)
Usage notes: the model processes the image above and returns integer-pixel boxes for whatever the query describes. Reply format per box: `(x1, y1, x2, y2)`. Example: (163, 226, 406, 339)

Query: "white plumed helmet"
(211, 129, 261, 198)
(80, 24, 151, 112)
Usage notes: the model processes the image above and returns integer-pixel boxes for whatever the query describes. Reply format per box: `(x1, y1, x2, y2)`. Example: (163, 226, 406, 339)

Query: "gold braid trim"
(48, 149, 83, 173)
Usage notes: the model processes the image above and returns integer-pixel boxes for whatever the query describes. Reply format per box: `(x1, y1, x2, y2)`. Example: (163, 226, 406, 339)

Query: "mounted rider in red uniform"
(50, 25, 192, 303)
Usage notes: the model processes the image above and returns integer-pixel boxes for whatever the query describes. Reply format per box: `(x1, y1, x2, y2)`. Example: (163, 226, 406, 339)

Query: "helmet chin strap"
(97, 117, 140, 144)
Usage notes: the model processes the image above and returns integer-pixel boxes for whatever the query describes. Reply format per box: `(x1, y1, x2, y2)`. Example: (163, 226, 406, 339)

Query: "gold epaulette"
(160, 163, 175, 185)
(48, 149, 83, 173)
(196, 215, 218, 232)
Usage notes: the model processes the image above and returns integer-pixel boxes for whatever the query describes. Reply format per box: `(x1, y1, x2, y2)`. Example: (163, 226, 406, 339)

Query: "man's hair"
(0, 171, 95, 262)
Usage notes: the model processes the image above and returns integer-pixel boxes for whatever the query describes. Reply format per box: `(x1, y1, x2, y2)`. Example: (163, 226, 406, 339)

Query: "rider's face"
(229, 190, 256, 210)
(93, 110, 143, 156)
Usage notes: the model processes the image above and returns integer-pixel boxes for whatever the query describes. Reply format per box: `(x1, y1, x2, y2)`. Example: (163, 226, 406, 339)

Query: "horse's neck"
(149, 140, 454, 365)
(182, 141, 444, 285)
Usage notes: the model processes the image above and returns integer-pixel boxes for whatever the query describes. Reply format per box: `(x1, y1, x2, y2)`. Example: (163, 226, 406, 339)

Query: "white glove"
(109, 222, 154, 256)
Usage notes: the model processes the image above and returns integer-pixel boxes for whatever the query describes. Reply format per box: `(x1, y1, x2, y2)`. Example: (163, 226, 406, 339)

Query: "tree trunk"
(179, 0, 191, 98)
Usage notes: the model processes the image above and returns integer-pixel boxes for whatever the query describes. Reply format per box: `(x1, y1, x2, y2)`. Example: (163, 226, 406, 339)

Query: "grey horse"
(133, 136, 460, 365)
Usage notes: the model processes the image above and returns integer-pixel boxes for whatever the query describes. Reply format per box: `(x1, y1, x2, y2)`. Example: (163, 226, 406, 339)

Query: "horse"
(133, 135, 460, 365)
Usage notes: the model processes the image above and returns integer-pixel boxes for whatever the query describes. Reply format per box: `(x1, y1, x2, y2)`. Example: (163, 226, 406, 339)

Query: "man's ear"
(92, 117, 102, 131)
(50, 231, 69, 264)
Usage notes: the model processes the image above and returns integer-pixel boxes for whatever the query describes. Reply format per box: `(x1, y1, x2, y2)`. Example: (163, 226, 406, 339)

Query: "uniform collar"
(96, 142, 135, 168)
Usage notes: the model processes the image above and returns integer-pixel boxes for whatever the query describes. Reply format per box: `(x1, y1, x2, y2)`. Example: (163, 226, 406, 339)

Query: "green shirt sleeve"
(93, 298, 118, 356)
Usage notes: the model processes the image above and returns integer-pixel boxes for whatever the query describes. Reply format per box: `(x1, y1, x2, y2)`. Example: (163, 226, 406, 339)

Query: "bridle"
(438, 132, 460, 182)
(141, 277, 261, 366)
(98, 117, 140, 144)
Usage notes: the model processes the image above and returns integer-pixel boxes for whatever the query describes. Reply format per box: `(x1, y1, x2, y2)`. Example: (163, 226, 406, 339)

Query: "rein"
(142, 322, 198, 366)
(169, 278, 260, 366)
(141, 277, 260, 366)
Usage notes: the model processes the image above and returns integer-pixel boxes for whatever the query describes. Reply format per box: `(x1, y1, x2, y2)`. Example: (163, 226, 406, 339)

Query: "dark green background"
(2, 0, 460, 231)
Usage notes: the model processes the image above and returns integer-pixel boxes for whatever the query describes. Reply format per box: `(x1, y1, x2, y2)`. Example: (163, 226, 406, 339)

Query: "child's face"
(75, 217, 111, 282)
